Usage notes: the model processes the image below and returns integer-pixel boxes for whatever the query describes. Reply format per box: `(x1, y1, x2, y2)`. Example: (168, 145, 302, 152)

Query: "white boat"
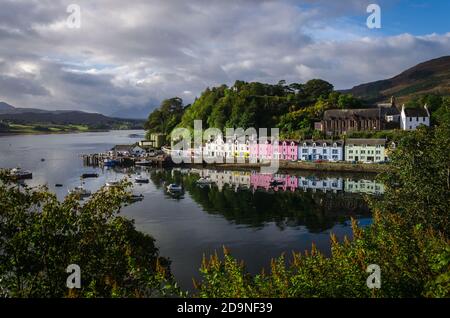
(106, 181, 120, 187)
(135, 159, 152, 166)
(10, 167, 33, 180)
(135, 175, 149, 183)
(166, 183, 183, 192)
(130, 194, 144, 202)
(196, 177, 213, 185)
(68, 186, 91, 197)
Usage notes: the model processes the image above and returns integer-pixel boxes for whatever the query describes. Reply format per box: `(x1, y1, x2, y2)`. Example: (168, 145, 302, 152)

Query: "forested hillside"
(145, 79, 364, 139)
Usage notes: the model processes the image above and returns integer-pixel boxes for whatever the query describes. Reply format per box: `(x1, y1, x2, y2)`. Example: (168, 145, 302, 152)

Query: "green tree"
(0, 173, 180, 297)
(145, 97, 185, 135)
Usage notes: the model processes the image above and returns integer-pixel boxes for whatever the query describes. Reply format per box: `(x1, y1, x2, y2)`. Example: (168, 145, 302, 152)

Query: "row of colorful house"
(193, 169, 384, 195)
(202, 136, 394, 163)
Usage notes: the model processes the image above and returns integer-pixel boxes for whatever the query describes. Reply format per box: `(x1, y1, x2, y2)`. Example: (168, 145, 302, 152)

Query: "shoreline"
(0, 128, 141, 137)
(179, 161, 388, 174)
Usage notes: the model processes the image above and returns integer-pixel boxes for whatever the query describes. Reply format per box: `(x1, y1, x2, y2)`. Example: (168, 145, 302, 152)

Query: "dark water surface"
(0, 130, 379, 291)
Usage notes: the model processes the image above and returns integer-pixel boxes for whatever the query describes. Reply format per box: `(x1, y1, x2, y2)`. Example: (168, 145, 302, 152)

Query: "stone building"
(317, 97, 400, 135)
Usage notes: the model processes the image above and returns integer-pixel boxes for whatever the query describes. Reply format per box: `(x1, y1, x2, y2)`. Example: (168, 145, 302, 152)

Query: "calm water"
(0, 130, 379, 291)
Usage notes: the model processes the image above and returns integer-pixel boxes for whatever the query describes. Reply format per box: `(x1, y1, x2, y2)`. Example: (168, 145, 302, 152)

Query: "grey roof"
(299, 139, 344, 147)
(346, 138, 386, 146)
(323, 108, 380, 120)
(381, 106, 400, 116)
(404, 107, 429, 117)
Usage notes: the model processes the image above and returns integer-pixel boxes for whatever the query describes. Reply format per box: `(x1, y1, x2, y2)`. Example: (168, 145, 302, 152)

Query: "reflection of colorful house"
(298, 176, 343, 193)
(250, 172, 273, 191)
(298, 140, 344, 162)
(344, 179, 384, 195)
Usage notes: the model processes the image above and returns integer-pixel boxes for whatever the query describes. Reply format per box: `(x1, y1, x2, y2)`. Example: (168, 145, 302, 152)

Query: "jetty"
(82, 153, 173, 168)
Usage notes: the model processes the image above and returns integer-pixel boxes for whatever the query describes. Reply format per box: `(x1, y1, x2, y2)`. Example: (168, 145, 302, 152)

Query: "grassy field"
(1, 124, 97, 135)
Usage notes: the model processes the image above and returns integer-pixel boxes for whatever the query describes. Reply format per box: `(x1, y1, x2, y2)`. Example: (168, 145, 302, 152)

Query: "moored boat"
(106, 180, 120, 187)
(81, 172, 99, 178)
(10, 167, 33, 180)
(166, 183, 183, 192)
(68, 186, 91, 197)
(135, 159, 152, 166)
(135, 175, 149, 183)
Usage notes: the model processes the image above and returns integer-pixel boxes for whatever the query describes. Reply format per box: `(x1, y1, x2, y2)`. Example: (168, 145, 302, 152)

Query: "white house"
(203, 136, 226, 161)
(298, 140, 344, 162)
(344, 139, 386, 163)
(400, 104, 430, 130)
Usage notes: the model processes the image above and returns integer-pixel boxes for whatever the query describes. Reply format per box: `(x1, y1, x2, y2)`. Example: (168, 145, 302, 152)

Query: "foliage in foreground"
(193, 118, 450, 298)
(0, 177, 181, 297)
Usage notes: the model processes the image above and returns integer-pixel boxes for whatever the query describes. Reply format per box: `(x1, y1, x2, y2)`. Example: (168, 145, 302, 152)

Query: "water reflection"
(146, 168, 380, 233)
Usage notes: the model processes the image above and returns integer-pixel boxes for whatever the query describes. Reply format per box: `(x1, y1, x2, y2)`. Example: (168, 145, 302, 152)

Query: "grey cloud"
(0, 0, 448, 116)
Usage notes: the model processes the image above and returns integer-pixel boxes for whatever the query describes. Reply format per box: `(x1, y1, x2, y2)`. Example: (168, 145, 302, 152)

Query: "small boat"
(166, 183, 183, 192)
(196, 177, 213, 185)
(106, 181, 120, 187)
(10, 167, 33, 180)
(55, 183, 63, 187)
(135, 175, 149, 183)
(81, 173, 99, 178)
(68, 186, 91, 197)
(135, 159, 152, 166)
(130, 194, 144, 202)
(41, 158, 45, 162)
(103, 159, 117, 167)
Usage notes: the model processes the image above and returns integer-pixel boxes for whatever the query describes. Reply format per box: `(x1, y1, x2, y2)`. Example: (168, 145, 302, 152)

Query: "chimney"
(390, 96, 396, 107)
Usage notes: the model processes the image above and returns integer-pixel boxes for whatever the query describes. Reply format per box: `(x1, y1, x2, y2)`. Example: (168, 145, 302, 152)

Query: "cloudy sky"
(0, 0, 449, 117)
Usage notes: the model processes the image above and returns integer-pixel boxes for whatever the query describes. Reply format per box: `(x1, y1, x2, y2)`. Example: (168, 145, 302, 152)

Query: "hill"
(0, 103, 144, 132)
(345, 56, 450, 104)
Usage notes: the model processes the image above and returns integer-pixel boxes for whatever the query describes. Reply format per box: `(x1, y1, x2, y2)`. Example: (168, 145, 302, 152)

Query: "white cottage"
(400, 105, 430, 130)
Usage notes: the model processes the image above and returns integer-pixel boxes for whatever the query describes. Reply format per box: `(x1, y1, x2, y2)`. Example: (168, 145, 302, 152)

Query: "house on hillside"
(400, 105, 430, 130)
(316, 97, 400, 135)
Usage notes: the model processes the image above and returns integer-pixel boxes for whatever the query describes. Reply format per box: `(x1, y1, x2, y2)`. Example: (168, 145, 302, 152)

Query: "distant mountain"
(0, 103, 144, 129)
(345, 56, 450, 103)
(0, 102, 15, 111)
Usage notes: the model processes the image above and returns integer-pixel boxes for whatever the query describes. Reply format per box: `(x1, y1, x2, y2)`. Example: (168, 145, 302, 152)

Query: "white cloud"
(0, 0, 448, 116)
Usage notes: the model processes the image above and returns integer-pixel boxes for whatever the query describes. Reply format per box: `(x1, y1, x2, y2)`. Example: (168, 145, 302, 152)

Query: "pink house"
(257, 140, 273, 161)
(279, 140, 298, 161)
(248, 139, 298, 162)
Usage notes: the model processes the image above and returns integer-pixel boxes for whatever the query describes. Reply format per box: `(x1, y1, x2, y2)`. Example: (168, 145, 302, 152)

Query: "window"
(323, 149, 327, 154)
(361, 150, 365, 154)
(349, 156, 353, 159)
(302, 149, 308, 153)
(409, 117, 412, 122)
(332, 149, 338, 154)
(376, 150, 381, 154)
(312, 149, 316, 153)
(348, 150, 353, 154)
